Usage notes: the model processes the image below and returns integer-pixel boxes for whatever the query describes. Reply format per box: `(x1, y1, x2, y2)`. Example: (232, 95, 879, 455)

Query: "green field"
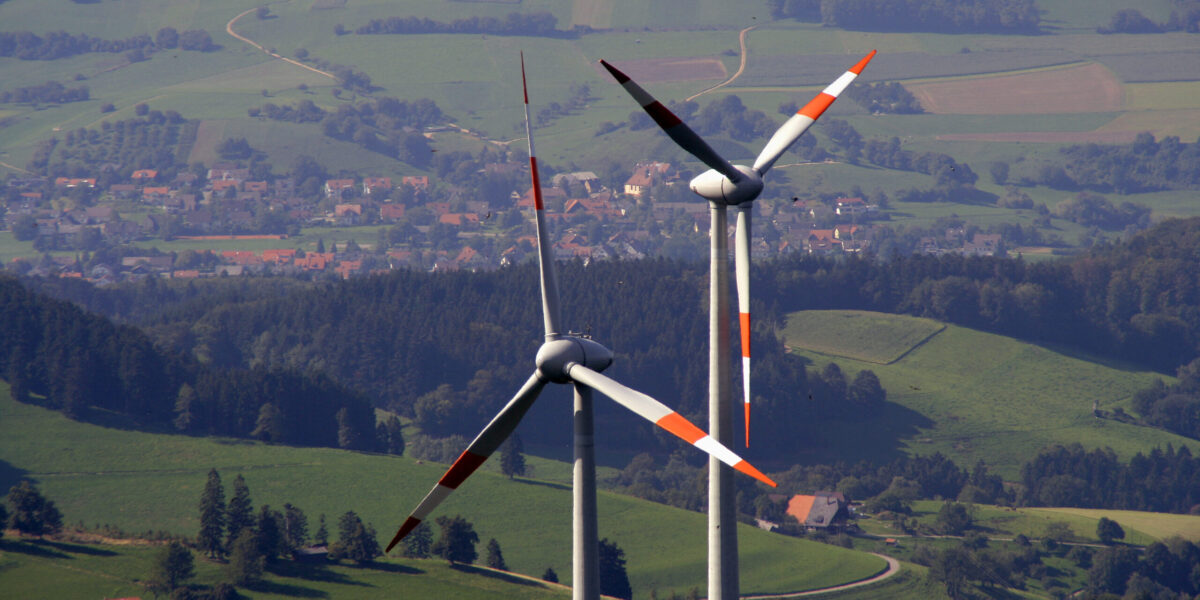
(783, 310, 1196, 478)
(782, 310, 945, 364)
(0, 537, 571, 600)
(1027, 507, 1200, 543)
(0, 386, 885, 598)
(860, 501, 1165, 546)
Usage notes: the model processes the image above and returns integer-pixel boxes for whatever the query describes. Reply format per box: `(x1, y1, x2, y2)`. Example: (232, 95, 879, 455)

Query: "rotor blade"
(566, 364, 776, 487)
(386, 372, 547, 552)
(753, 50, 876, 176)
(735, 204, 751, 447)
(522, 52, 562, 340)
(599, 59, 743, 184)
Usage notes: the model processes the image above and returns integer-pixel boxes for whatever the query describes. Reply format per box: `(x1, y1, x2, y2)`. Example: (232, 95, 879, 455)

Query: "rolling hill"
(0, 383, 885, 598)
(783, 310, 1197, 479)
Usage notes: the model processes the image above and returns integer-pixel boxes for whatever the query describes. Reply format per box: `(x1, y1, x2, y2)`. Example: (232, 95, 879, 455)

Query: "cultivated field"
(784, 310, 1195, 478)
(0, 389, 885, 598)
(908, 62, 1124, 115)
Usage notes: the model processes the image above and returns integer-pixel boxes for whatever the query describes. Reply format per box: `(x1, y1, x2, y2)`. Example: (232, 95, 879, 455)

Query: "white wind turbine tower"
(601, 50, 876, 600)
(385, 54, 777, 600)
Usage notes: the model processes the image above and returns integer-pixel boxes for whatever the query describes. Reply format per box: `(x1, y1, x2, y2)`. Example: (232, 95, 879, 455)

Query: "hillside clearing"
(784, 310, 1195, 478)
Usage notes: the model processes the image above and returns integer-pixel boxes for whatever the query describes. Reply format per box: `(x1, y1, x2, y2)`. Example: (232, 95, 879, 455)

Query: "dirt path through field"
(687, 25, 756, 101)
(225, 2, 337, 82)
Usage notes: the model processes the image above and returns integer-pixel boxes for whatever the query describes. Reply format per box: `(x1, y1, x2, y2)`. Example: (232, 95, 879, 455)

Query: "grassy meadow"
(783, 310, 1196, 478)
(857, 500, 1187, 546)
(0, 385, 885, 598)
(0, 536, 573, 600)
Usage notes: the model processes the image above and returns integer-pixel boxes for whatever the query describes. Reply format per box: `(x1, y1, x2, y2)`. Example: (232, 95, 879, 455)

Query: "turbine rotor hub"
(536, 336, 614, 383)
(689, 165, 763, 206)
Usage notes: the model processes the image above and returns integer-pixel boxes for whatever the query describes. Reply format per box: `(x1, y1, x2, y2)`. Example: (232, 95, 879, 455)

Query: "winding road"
(741, 553, 901, 599)
(686, 25, 756, 102)
(225, 3, 337, 81)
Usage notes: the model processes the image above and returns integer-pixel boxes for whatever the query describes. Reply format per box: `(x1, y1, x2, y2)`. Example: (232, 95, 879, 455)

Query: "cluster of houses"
(5, 159, 1005, 283)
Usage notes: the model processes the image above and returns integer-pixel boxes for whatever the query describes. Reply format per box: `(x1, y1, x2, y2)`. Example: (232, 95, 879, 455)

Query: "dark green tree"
(329, 511, 381, 564)
(929, 546, 974, 599)
(6, 480, 62, 538)
(1097, 516, 1125, 544)
(198, 469, 225, 557)
(256, 505, 286, 561)
(542, 567, 558, 583)
(226, 528, 263, 586)
(283, 503, 308, 552)
(378, 415, 405, 455)
(401, 521, 432, 558)
(224, 475, 253, 551)
(500, 433, 526, 479)
(432, 514, 478, 565)
(314, 514, 328, 546)
(147, 540, 195, 595)
(598, 538, 632, 600)
(936, 502, 973, 536)
(485, 538, 507, 570)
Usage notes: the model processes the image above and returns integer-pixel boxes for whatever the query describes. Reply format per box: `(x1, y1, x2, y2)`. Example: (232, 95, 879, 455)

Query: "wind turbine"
(385, 54, 777, 600)
(601, 50, 876, 600)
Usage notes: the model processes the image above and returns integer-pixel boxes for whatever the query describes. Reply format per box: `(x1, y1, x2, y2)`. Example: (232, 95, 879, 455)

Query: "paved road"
(741, 552, 901, 599)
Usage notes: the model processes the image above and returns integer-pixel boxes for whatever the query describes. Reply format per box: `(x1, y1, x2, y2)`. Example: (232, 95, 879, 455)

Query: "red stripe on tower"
(739, 313, 751, 358)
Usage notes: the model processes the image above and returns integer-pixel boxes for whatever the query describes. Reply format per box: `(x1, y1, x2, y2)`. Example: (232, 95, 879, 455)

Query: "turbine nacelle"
(688, 165, 763, 206)
(536, 336, 614, 383)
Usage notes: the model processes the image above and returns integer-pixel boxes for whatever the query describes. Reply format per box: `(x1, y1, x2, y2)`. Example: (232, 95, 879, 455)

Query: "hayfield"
(737, 49, 1081, 87)
(908, 62, 1124, 115)
(783, 310, 1195, 478)
(0, 389, 885, 598)
(592, 56, 728, 83)
(1028, 508, 1200, 542)
(782, 310, 945, 364)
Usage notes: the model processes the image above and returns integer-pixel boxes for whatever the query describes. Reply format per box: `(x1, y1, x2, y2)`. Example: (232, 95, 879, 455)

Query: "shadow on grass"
(0, 460, 29, 497)
(267, 561, 373, 585)
(244, 578, 329, 598)
(42, 540, 118, 556)
(771, 400, 935, 467)
(0, 539, 72, 559)
(513, 478, 570, 492)
(360, 561, 423, 575)
(450, 563, 547, 588)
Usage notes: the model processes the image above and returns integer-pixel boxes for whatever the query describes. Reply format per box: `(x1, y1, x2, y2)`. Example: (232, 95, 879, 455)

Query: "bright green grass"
(782, 310, 945, 364)
(783, 310, 1196, 479)
(1028, 508, 1200, 543)
(0, 388, 884, 598)
(896, 501, 1159, 546)
(0, 537, 571, 600)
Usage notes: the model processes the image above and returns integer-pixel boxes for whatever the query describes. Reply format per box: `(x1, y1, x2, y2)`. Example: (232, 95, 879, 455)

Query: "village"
(3, 159, 1007, 284)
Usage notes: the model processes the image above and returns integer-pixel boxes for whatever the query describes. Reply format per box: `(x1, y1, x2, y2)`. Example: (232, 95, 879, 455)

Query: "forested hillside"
(19, 218, 1200, 463)
(0, 276, 376, 449)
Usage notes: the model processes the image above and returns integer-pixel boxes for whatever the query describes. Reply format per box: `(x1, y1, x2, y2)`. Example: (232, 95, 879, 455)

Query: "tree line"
(1005, 132, 1200, 193)
(0, 275, 377, 450)
(0, 80, 89, 104)
(1020, 443, 1200, 513)
(352, 12, 563, 37)
(769, 0, 1041, 33)
(0, 27, 213, 61)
